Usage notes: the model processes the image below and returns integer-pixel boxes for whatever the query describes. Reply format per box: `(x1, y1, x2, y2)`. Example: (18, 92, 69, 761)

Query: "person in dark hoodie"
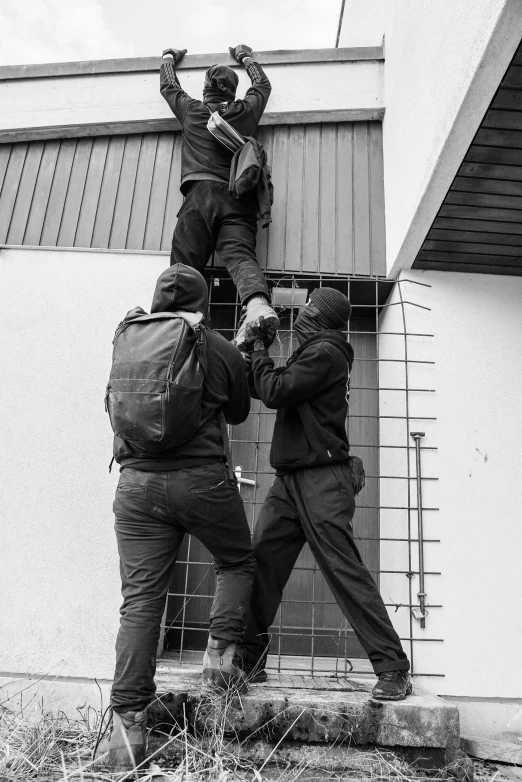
(160, 44, 279, 350)
(238, 288, 412, 701)
(98, 265, 255, 769)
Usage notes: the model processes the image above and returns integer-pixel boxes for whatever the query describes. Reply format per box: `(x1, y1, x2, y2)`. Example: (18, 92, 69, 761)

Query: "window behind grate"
(163, 271, 440, 678)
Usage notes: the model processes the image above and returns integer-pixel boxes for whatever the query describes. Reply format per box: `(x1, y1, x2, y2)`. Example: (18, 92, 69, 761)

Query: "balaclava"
(293, 287, 351, 346)
(203, 65, 239, 103)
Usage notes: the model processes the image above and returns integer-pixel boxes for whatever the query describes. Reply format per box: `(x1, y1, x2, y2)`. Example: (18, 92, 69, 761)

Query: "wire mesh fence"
(163, 271, 440, 679)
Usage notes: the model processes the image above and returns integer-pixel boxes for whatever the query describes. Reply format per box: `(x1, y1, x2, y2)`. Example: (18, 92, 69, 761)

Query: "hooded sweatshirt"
(250, 321, 354, 474)
(160, 59, 271, 193)
(114, 265, 250, 471)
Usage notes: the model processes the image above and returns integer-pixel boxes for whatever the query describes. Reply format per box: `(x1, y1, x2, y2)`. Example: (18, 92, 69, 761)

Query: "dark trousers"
(111, 462, 255, 712)
(238, 464, 409, 675)
(170, 180, 269, 304)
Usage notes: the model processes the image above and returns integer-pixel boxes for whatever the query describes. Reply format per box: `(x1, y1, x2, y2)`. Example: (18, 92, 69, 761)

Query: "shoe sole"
(371, 683, 413, 701)
(233, 315, 280, 351)
(94, 746, 146, 771)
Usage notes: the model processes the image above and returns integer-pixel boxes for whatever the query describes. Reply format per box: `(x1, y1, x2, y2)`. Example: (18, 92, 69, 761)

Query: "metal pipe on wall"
(411, 431, 428, 628)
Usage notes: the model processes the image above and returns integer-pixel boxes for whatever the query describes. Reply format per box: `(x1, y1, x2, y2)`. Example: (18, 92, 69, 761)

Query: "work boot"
(94, 709, 147, 770)
(202, 636, 249, 693)
(232, 296, 279, 351)
(372, 670, 412, 701)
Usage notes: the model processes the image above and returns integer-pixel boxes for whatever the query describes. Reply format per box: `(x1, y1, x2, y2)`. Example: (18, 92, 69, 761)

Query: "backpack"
(105, 308, 207, 452)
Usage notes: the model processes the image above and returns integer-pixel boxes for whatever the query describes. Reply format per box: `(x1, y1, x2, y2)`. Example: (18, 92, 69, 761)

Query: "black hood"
(150, 264, 208, 315)
(203, 64, 238, 103)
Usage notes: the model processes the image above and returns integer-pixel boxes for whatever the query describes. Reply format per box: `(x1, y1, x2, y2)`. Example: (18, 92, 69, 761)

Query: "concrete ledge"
(0, 48, 384, 81)
(153, 668, 460, 750)
(147, 736, 473, 778)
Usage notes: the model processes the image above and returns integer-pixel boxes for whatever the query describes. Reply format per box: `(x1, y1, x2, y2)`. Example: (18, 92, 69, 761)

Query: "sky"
(0, 0, 387, 66)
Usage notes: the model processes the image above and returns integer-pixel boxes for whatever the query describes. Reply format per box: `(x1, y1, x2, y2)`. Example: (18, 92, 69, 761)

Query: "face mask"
(293, 302, 330, 346)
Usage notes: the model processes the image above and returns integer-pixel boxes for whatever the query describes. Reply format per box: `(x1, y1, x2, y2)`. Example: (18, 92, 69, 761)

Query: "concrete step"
(153, 664, 461, 752)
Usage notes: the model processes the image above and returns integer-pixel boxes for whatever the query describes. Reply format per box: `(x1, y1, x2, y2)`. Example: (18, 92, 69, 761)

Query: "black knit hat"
(310, 287, 351, 328)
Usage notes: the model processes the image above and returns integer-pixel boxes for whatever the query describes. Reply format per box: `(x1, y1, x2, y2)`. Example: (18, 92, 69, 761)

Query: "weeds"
(0, 688, 495, 782)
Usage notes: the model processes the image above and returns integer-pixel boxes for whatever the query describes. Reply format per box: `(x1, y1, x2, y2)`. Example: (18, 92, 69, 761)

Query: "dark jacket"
(160, 59, 271, 194)
(251, 331, 354, 474)
(115, 265, 250, 471)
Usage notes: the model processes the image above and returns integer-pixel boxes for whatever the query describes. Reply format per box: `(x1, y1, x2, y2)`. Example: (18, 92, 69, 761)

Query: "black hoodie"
(251, 330, 354, 474)
(114, 265, 250, 471)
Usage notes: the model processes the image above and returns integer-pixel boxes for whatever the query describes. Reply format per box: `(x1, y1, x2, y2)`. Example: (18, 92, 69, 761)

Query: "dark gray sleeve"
(242, 58, 272, 122)
(160, 59, 193, 123)
(223, 361, 251, 424)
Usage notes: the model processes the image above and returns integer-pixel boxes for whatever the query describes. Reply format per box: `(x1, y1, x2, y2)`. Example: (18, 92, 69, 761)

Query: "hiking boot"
(94, 709, 147, 770)
(232, 296, 279, 351)
(372, 670, 412, 701)
(202, 636, 249, 693)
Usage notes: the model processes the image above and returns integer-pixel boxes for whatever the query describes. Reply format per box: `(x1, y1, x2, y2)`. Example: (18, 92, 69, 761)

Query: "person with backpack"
(160, 44, 279, 350)
(98, 264, 255, 770)
(238, 288, 412, 701)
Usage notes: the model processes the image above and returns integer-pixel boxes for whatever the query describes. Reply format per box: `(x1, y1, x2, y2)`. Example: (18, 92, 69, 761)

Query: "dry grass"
(0, 691, 508, 782)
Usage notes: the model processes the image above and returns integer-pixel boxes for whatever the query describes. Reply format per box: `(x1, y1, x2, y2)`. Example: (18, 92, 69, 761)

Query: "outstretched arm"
(250, 343, 334, 409)
(160, 48, 193, 123)
(229, 44, 271, 122)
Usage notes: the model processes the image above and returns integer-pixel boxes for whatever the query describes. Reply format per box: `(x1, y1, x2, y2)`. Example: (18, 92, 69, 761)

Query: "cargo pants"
(238, 463, 410, 674)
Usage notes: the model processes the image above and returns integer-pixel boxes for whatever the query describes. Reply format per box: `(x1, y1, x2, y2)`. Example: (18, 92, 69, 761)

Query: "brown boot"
(202, 636, 248, 693)
(94, 709, 147, 770)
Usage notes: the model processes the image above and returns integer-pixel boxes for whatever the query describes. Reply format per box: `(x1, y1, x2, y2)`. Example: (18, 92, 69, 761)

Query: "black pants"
(238, 464, 409, 675)
(111, 462, 255, 713)
(170, 180, 269, 305)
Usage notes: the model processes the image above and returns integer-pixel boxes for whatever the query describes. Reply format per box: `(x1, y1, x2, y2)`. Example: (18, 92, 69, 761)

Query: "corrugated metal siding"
(414, 42, 522, 276)
(0, 122, 385, 276)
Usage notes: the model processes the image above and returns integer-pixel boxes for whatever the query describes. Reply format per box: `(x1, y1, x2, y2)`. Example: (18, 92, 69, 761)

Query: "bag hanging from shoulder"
(105, 309, 207, 452)
(206, 110, 245, 153)
(206, 109, 273, 217)
(347, 454, 366, 497)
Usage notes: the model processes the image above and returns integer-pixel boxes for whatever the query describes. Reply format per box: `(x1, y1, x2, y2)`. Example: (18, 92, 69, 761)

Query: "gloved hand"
(162, 48, 187, 64)
(229, 44, 254, 63)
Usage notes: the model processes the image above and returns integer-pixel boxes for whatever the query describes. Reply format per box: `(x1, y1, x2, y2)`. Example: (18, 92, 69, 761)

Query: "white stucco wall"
(0, 59, 383, 133)
(379, 270, 522, 698)
(0, 246, 169, 679)
(382, 0, 522, 277)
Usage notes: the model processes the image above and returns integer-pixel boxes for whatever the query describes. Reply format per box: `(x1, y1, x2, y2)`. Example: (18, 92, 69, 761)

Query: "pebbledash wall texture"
(1, 2, 522, 740)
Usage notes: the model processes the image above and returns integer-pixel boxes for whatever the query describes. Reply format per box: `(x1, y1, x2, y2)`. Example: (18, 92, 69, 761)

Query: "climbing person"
(160, 44, 279, 350)
(238, 288, 412, 701)
(97, 264, 255, 770)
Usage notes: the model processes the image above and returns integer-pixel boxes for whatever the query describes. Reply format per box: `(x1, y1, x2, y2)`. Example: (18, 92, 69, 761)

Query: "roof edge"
(0, 47, 384, 81)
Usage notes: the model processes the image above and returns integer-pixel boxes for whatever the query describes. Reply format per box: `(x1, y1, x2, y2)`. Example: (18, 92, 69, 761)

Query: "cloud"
(0, 0, 137, 65)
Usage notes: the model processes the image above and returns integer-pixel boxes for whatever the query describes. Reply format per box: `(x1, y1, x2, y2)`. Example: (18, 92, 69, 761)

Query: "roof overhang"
(0, 47, 384, 143)
(387, 0, 522, 278)
(413, 42, 522, 276)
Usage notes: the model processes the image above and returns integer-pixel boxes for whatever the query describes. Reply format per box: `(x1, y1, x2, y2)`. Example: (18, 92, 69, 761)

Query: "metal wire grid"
(163, 272, 440, 678)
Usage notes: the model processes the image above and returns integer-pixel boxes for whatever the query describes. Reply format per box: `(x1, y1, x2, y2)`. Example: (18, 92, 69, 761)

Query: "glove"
(162, 48, 187, 64)
(229, 44, 253, 63)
